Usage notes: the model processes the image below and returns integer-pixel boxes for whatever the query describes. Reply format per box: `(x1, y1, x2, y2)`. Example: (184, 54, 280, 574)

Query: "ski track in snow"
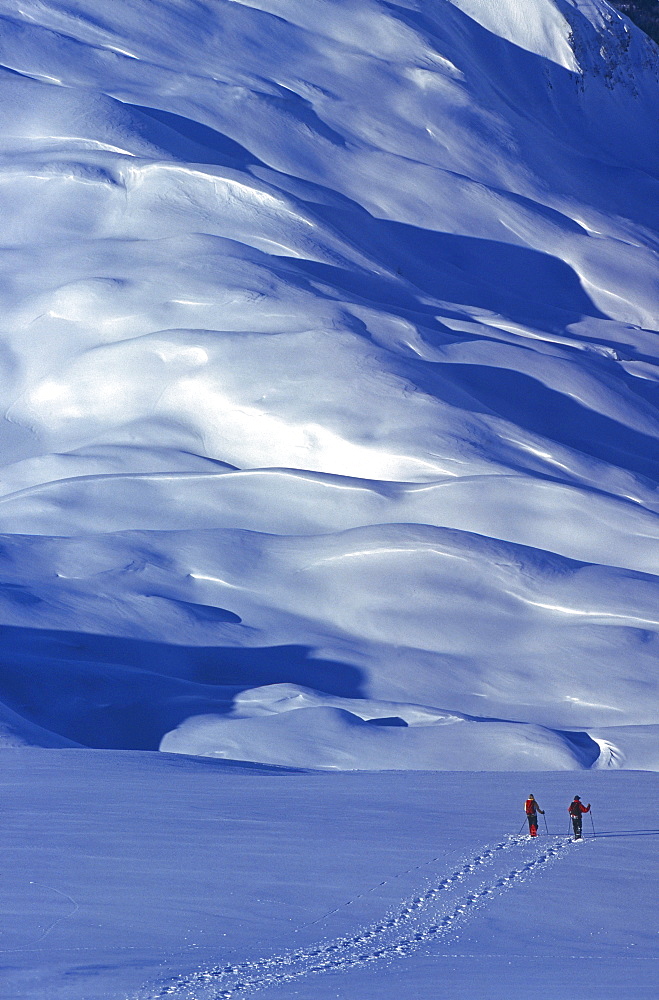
(145, 834, 578, 999)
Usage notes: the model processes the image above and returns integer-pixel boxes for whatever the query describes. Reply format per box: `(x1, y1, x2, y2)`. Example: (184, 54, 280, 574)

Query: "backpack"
(569, 800, 581, 816)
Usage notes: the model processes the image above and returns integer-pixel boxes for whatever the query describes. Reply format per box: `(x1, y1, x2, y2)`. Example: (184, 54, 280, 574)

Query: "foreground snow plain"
(2, 751, 657, 1000)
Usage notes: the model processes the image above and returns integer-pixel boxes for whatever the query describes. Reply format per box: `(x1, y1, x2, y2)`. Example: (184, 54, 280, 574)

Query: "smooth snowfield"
(0, 0, 658, 768)
(0, 750, 656, 1000)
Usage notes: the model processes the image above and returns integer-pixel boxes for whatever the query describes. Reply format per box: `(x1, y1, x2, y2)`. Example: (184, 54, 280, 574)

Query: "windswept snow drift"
(0, 0, 658, 768)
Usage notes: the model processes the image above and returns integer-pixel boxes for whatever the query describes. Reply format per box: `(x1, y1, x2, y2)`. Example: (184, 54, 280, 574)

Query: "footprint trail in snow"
(147, 834, 578, 999)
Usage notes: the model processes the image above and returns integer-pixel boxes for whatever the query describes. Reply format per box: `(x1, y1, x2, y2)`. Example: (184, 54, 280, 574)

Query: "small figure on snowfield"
(524, 794, 544, 837)
(568, 795, 591, 839)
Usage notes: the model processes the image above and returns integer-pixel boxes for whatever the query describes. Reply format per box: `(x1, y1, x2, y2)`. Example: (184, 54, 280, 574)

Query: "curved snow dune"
(0, 523, 657, 745)
(0, 1, 657, 764)
(148, 834, 574, 999)
(159, 704, 599, 771)
(1, 468, 659, 574)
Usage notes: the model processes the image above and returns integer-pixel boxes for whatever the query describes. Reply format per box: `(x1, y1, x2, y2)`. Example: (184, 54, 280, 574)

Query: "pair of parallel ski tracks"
(147, 834, 580, 999)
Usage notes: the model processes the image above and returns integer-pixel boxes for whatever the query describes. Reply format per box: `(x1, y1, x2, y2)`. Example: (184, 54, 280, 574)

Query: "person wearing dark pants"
(524, 794, 544, 837)
(569, 795, 591, 839)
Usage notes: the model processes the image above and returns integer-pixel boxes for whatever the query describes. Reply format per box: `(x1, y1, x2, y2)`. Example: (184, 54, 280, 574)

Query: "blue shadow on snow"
(0, 625, 363, 751)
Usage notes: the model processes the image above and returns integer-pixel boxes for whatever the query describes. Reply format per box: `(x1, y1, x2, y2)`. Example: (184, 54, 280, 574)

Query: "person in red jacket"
(568, 795, 591, 839)
(524, 794, 544, 837)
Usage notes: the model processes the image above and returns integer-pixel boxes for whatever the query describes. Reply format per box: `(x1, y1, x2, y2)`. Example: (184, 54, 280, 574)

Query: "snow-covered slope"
(0, 0, 658, 769)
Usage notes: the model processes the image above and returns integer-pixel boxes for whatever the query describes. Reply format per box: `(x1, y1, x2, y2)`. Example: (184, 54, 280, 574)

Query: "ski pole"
(517, 819, 527, 835)
(543, 813, 549, 835)
(589, 809, 595, 837)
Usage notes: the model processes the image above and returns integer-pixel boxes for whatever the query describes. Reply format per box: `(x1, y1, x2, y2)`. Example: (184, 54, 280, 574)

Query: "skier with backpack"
(568, 795, 591, 839)
(524, 794, 544, 837)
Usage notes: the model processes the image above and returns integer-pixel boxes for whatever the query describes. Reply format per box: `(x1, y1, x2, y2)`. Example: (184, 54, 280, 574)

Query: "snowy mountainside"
(0, 0, 658, 769)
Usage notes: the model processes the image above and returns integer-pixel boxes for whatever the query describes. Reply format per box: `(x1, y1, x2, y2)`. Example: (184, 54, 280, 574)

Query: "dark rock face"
(610, 1, 659, 45)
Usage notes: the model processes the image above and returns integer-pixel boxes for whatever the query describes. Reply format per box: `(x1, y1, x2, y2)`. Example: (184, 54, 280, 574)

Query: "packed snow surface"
(0, 0, 658, 769)
(0, 751, 656, 1000)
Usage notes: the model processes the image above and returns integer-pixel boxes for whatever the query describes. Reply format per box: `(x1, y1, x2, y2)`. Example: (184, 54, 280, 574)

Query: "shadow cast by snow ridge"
(0, 625, 363, 750)
(446, 364, 659, 483)
(294, 214, 607, 328)
(131, 104, 264, 170)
